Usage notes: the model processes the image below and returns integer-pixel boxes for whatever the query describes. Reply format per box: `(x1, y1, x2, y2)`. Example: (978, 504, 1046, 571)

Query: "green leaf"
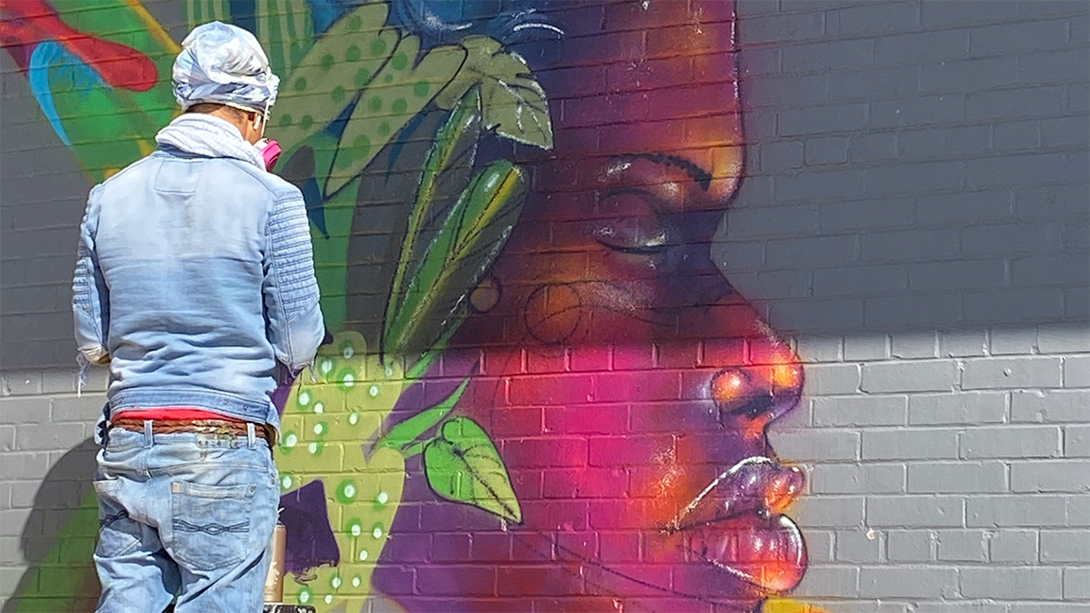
(378, 378, 469, 451)
(383, 89, 481, 355)
(270, 2, 399, 156)
(424, 417, 522, 523)
(435, 36, 553, 150)
(185, 0, 232, 30)
(255, 0, 315, 78)
(385, 160, 527, 355)
(326, 37, 467, 195)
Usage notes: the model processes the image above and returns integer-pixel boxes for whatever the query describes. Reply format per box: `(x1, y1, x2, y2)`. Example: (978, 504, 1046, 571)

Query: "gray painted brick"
(1041, 115, 1090, 148)
(835, 528, 882, 562)
(819, 197, 915, 232)
(1069, 494, 1090, 526)
(1012, 390, 1090, 422)
(960, 426, 1063, 459)
(917, 189, 1012, 227)
(1065, 567, 1090, 599)
(813, 395, 906, 427)
(0, 452, 50, 481)
(782, 39, 874, 73)
(865, 161, 963, 197)
(915, 604, 1005, 613)
(793, 566, 859, 598)
(921, 0, 1017, 27)
(1012, 255, 1090, 286)
(812, 463, 905, 494)
(1064, 355, 1090, 387)
(1010, 460, 1090, 493)
(843, 334, 890, 360)
(769, 428, 860, 461)
(1033, 322, 1090, 351)
(871, 94, 965, 128)
(0, 397, 50, 425)
(1019, 47, 1090, 85)
(920, 55, 1018, 93)
(967, 153, 1066, 188)
(909, 391, 1007, 425)
(794, 335, 843, 363)
(874, 29, 969, 64)
(827, 65, 921, 102)
(804, 529, 836, 564)
(862, 360, 957, 393)
(966, 288, 1066, 323)
(961, 567, 1063, 599)
(965, 222, 1065, 257)
(1041, 530, 1090, 563)
(886, 529, 933, 561)
(865, 294, 964, 328)
(936, 529, 988, 562)
(967, 85, 1068, 120)
(12, 423, 85, 451)
(891, 332, 938, 359)
(968, 495, 1068, 527)
(860, 566, 958, 598)
(835, 1, 919, 36)
(793, 496, 866, 529)
(759, 140, 804, 172)
(962, 357, 1064, 390)
(40, 371, 76, 394)
(990, 326, 1040, 355)
(766, 234, 859, 267)
(780, 104, 868, 137)
(1065, 424, 1090, 457)
(51, 394, 106, 423)
(993, 119, 1042, 152)
(990, 529, 1039, 563)
(908, 461, 1007, 494)
(849, 133, 898, 162)
(863, 428, 958, 460)
(861, 228, 960, 263)
(803, 363, 862, 396)
(940, 330, 989, 357)
(0, 425, 14, 453)
(868, 495, 964, 528)
(741, 11, 826, 45)
(774, 169, 867, 203)
(969, 18, 1070, 55)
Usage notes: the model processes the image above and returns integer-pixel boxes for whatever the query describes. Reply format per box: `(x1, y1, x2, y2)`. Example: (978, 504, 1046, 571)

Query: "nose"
(710, 340, 803, 430)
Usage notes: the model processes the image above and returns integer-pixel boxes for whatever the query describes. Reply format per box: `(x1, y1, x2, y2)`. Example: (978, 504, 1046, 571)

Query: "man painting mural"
(71, 22, 323, 612)
(2, 1, 818, 612)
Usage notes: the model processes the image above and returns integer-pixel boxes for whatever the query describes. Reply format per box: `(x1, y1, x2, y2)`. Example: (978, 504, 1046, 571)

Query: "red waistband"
(118, 408, 244, 422)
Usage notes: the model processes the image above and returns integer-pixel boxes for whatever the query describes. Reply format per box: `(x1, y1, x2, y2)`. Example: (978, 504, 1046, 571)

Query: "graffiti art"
(1, 1, 822, 612)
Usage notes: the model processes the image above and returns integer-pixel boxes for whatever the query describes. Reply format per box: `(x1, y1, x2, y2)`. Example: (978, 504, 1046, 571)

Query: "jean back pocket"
(170, 480, 257, 571)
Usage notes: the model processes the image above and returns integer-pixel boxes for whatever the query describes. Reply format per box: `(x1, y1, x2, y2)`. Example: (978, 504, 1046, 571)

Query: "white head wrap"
(172, 22, 280, 115)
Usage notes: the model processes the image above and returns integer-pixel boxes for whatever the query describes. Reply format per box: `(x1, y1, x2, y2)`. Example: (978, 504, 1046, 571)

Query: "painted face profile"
(372, 1, 809, 611)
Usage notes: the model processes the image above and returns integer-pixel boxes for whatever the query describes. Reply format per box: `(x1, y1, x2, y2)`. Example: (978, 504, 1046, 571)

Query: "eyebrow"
(618, 153, 712, 192)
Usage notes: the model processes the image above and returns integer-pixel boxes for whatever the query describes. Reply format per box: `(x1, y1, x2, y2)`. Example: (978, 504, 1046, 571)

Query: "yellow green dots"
(376, 491, 389, 505)
(341, 342, 354, 359)
(279, 114, 292, 128)
(331, 575, 342, 589)
(319, 358, 334, 375)
(370, 38, 386, 56)
(298, 587, 311, 604)
(378, 121, 391, 136)
(371, 523, 384, 539)
(345, 45, 361, 62)
(320, 54, 334, 70)
(369, 385, 380, 397)
(313, 423, 326, 436)
(348, 412, 360, 425)
(367, 97, 382, 112)
(391, 52, 408, 70)
(352, 575, 362, 587)
(308, 442, 319, 454)
(332, 85, 346, 103)
(353, 67, 371, 87)
(348, 519, 362, 537)
(348, 15, 362, 31)
(300, 115, 314, 130)
(358, 549, 369, 561)
(353, 135, 371, 157)
(338, 480, 357, 503)
(384, 73, 394, 84)
(392, 98, 407, 113)
(283, 433, 298, 448)
(324, 594, 333, 604)
(280, 474, 294, 490)
(294, 77, 307, 91)
(343, 372, 356, 388)
(413, 81, 430, 98)
(313, 401, 324, 414)
(297, 390, 310, 407)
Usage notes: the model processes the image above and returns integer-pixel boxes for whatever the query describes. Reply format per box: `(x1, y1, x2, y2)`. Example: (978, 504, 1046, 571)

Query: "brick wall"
(1, 0, 1088, 612)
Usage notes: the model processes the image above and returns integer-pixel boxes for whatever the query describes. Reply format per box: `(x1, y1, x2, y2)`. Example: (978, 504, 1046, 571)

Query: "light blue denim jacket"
(73, 114, 324, 429)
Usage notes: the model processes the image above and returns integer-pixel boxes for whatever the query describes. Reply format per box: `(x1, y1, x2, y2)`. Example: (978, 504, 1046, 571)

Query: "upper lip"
(665, 456, 806, 532)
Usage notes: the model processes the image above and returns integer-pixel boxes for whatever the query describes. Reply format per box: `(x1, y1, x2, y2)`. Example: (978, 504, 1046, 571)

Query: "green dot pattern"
(278, 331, 406, 607)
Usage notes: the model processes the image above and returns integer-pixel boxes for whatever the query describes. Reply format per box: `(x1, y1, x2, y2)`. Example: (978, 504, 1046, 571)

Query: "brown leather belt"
(110, 417, 272, 444)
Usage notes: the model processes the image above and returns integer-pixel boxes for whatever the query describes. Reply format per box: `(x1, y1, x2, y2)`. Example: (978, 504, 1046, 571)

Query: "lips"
(666, 456, 808, 595)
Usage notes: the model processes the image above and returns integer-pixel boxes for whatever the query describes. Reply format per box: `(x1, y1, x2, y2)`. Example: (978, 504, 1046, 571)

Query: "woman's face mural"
(374, 2, 806, 611)
(2, 1, 809, 611)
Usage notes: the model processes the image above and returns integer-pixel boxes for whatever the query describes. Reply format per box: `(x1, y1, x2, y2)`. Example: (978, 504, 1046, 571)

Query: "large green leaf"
(270, 2, 398, 157)
(385, 159, 527, 355)
(383, 89, 481, 354)
(378, 378, 468, 452)
(326, 36, 467, 195)
(435, 36, 553, 150)
(254, 0, 315, 78)
(424, 417, 522, 523)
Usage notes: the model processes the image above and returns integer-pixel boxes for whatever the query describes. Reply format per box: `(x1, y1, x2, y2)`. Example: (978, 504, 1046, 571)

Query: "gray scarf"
(155, 113, 264, 169)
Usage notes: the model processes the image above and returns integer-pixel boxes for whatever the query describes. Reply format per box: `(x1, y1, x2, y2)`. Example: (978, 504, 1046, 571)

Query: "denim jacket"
(73, 114, 324, 428)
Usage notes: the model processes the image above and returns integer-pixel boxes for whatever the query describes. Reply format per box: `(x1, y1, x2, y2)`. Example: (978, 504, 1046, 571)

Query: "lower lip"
(686, 513, 807, 595)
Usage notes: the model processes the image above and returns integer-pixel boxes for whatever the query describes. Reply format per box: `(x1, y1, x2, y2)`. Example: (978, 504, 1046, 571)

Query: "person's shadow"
(3, 438, 101, 613)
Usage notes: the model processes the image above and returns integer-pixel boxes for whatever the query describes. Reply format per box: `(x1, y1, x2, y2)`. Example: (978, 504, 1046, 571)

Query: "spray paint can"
(264, 522, 286, 602)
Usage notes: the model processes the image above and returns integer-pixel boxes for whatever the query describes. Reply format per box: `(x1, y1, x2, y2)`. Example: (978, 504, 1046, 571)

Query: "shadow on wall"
(2, 438, 101, 613)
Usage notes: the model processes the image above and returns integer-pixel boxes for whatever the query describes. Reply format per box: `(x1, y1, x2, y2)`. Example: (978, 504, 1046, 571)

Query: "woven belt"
(110, 417, 271, 443)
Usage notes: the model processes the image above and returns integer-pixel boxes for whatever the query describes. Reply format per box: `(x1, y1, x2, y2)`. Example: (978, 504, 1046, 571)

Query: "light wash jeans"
(93, 422, 279, 613)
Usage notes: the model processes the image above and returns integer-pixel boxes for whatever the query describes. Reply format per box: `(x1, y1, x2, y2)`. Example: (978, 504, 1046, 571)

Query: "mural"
(2, 1, 822, 611)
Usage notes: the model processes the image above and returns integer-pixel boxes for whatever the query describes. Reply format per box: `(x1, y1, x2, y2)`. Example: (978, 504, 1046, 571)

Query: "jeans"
(93, 422, 279, 613)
